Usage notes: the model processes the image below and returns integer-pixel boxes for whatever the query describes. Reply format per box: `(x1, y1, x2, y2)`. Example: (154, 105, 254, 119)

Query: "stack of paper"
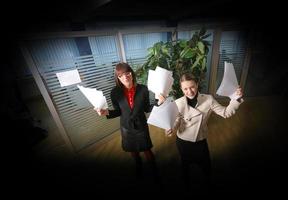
(77, 85, 108, 109)
(147, 66, 174, 98)
(216, 62, 239, 100)
(147, 97, 179, 130)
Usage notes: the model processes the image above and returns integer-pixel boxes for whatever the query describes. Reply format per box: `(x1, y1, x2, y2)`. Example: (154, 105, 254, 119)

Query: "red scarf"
(124, 86, 136, 109)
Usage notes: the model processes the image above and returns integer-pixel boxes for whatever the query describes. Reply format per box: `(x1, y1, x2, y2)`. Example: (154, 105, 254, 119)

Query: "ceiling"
(4, 0, 282, 29)
(2, 0, 286, 40)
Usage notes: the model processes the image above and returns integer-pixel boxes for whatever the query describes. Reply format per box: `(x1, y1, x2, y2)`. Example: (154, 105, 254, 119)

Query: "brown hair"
(180, 72, 199, 84)
(114, 62, 136, 88)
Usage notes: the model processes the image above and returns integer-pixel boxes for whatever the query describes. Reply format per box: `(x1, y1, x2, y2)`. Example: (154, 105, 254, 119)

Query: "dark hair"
(180, 72, 199, 84)
(114, 62, 136, 88)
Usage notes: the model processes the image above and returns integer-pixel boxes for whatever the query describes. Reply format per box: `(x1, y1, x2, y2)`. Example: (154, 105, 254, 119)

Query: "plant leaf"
(184, 48, 194, 59)
(201, 33, 211, 39)
(202, 57, 206, 71)
(199, 27, 206, 36)
(197, 41, 205, 54)
(179, 39, 188, 48)
(192, 55, 203, 69)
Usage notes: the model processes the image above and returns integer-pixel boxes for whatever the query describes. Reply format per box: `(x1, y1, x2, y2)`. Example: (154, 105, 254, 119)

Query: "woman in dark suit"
(96, 62, 165, 180)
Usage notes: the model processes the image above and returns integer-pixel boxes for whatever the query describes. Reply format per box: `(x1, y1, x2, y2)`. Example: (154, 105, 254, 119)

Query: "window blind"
(216, 31, 248, 92)
(123, 32, 169, 71)
(27, 36, 121, 151)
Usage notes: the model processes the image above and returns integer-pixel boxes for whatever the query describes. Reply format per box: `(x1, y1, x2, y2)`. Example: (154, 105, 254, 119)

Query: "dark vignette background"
(1, 0, 287, 197)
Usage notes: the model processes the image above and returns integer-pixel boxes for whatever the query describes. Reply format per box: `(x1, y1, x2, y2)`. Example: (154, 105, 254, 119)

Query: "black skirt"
(176, 136, 211, 165)
(120, 126, 153, 152)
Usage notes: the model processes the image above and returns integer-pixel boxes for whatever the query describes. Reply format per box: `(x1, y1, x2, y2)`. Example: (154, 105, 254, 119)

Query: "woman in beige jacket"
(166, 72, 243, 188)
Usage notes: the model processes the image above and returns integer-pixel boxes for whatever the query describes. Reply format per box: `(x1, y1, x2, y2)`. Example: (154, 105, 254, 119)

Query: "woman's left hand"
(156, 93, 166, 105)
(235, 87, 243, 98)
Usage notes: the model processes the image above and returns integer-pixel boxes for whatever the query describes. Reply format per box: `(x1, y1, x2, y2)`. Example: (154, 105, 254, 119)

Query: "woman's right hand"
(165, 129, 173, 137)
(94, 108, 109, 116)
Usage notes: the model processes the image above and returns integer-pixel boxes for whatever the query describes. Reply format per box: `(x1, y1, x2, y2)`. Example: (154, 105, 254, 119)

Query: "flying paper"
(77, 85, 108, 109)
(147, 97, 179, 130)
(216, 62, 240, 99)
(147, 66, 174, 99)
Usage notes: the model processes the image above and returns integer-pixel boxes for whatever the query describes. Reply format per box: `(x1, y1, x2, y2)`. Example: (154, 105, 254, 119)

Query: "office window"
(178, 30, 214, 93)
(123, 32, 170, 70)
(27, 36, 121, 151)
(216, 31, 248, 93)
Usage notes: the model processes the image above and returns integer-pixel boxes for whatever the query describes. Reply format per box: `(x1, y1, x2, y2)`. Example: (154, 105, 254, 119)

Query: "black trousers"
(176, 136, 211, 185)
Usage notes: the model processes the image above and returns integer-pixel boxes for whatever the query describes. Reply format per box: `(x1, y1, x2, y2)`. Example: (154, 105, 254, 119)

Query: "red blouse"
(124, 86, 136, 109)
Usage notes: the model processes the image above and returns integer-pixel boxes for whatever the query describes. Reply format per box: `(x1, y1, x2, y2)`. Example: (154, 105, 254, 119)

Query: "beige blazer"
(173, 93, 243, 142)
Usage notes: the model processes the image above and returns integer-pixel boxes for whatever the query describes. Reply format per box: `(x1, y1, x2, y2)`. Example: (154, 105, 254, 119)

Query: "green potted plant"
(135, 27, 211, 99)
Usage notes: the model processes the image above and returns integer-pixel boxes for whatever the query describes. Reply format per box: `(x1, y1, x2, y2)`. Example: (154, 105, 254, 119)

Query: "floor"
(4, 95, 288, 197)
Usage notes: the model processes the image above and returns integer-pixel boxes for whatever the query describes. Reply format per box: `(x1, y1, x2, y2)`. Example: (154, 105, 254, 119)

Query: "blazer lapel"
(119, 88, 131, 112)
(183, 97, 202, 119)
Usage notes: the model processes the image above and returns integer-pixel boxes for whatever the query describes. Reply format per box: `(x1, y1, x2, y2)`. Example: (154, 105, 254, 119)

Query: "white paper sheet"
(147, 97, 179, 130)
(56, 69, 82, 87)
(147, 66, 174, 98)
(77, 85, 108, 109)
(216, 62, 239, 99)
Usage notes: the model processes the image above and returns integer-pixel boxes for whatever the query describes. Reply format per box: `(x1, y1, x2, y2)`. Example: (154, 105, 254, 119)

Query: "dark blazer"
(107, 84, 154, 131)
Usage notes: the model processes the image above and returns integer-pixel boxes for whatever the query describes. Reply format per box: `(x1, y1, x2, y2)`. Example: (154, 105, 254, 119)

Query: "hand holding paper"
(147, 66, 174, 99)
(94, 108, 109, 116)
(77, 85, 108, 109)
(155, 93, 166, 105)
(147, 97, 179, 130)
(216, 62, 241, 100)
(165, 128, 173, 137)
(234, 87, 243, 99)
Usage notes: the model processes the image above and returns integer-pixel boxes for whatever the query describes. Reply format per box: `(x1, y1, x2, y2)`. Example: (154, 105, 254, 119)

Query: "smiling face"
(118, 71, 133, 88)
(114, 62, 136, 89)
(181, 79, 198, 99)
